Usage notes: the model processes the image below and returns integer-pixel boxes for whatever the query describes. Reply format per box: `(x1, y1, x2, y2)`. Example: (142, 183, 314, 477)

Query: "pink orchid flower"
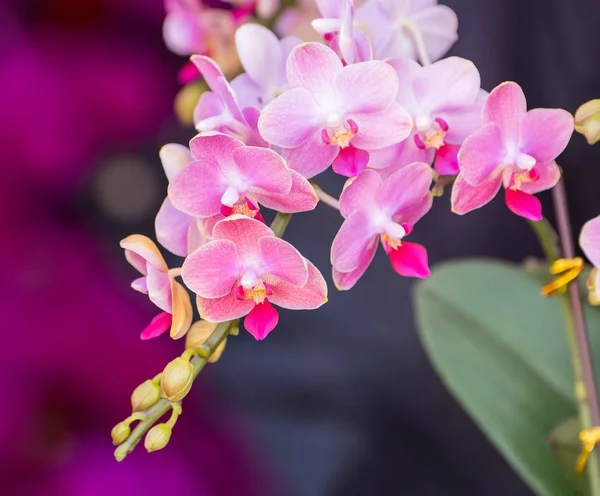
(120, 235, 193, 340)
(368, 57, 485, 176)
(356, 0, 458, 62)
(169, 133, 318, 224)
(182, 216, 328, 340)
(192, 55, 267, 146)
(331, 162, 433, 290)
(155, 144, 207, 257)
(164, 0, 207, 57)
(230, 23, 300, 110)
(312, 0, 373, 64)
(258, 42, 412, 178)
(451, 82, 574, 221)
(580, 215, 600, 303)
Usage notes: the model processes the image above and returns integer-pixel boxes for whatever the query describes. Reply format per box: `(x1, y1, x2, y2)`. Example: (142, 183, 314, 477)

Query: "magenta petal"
(389, 242, 430, 278)
(458, 122, 505, 186)
(434, 144, 460, 175)
(258, 236, 308, 286)
(140, 312, 172, 340)
(504, 189, 543, 221)
(580, 215, 600, 268)
(451, 173, 503, 215)
(519, 108, 574, 164)
(483, 81, 527, 143)
(332, 145, 370, 177)
(244, 300, 279, 340)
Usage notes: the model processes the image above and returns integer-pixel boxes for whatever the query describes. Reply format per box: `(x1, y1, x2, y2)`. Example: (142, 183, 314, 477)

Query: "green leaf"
(413, 259, 586, 496)
(549, 417, 588, 494)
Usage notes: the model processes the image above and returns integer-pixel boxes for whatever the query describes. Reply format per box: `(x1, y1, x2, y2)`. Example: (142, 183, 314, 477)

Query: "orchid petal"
(140, 312, 172, 340)
(212, 215, 273, 261)
(233, 146, 292, 195)
(120, 234, 167, 274)
(281, 134, 339, 179)
(230, 73, 265, 111)
(159, 144, 192, 181)
(332, 237, 378, 290)
(332, 145, 370, 177)
(235, 23, 283, 92)
(244, 300, 279, 340)
(350, 103, 413, 149)
(389, 242, 430, 278)
(155, 198, 193, 257)
(434, 144, 460, 175)
(451, 173, 503, 215)
(381, 162, 433, 217)
(170, 280, 193, 339)
(146, 265, 173, 313)
(505, 189, 543, 221)
(483, 81, 527, 143)
(189, 133, 244, 167)
(168, 161, 225, 218)
(331, 210, 377, 272)
(196, 293, 255, 322)
(339, 169, 382, 217)
(580, 215, 600, 268)
(269, 259, 328, 309)
(519, 162, 561, 195)
(458, 122, 505, 186)
(259, 236, 308, 286)
(411, 5, 459, 62)
(255, 170, 318, 212)
(519, 108, 574, 164)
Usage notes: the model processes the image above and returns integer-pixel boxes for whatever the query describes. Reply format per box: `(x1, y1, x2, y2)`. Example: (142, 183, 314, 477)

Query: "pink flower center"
(220, 196, 261, 219)
(235, 279, 273, 304)
(414, 117, 449, 150)
(379, 222, 413, 253)
(508, 166, 540, 191)
(321, 118, 358, 148)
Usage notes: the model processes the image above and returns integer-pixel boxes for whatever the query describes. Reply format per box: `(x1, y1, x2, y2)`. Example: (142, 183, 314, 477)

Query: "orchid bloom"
(168, 133, 318, 224)
(192, 55, 267, 146)
(331, 163, 433, 290)
(230, 24, 300, 110)
(580, 215, 600, 305)
(163, 0, 206, 57)
(312, 0, 373, 64)
(356, 0, 458, 62)
(155, 144, 206, 257)
(121, 235, 193, 340)
(182, 216, 328, 340)
(368, 57, 485, 176)
(258, 42, 412, 178)
(452, 82, 574, 221)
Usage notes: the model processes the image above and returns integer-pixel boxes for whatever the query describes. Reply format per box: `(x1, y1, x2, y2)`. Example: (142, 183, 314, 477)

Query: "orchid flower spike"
(312, 0, 373, 64)
(230, 24, 300, 110)
(120, 235, 193, 340)
(580, 215, 600, 305)
(258, 42, 412, 178)
(331, 163, 434, 290)
(356, 0, 458, 63)
(192, 55, 267, 146)
(369, 56, 485, 176)
(155, 144, 206, 257)
(168, 133, 318, 226)
(452, 82, 574, 221)
(182, 216, 328, 340)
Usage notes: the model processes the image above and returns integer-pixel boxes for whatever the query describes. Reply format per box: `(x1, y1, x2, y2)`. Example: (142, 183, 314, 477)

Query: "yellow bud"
(575, 99, 600, 145)
(144, 423, 172, 453)
(160, 357, 195, 402)
(185, 320, 227, 363)
(131, 379, 162, 412)
(111, 422, 131, 446)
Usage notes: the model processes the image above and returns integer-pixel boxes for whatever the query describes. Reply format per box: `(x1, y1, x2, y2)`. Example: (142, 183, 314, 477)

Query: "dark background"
(2, 0, 599, 494)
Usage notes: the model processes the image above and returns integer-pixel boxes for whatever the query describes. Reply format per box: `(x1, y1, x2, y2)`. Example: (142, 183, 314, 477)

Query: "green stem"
(529, 186, 600, 493)
(270, 212, 292, 238)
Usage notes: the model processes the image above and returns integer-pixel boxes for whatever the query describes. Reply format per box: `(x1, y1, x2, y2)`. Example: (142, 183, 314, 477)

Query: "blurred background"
(2, 0, 600, 494)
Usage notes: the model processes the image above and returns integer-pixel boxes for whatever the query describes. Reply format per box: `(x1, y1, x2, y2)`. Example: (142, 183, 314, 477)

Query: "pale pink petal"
(241, 107, 270, 147)
(131, 276, 148, 293)
(396, 191, 433, 225)
(458, 122, 505, 186)
(439, 89, 487, 144)
(189, 133, 244, 166)
(388, 57, 421, 115)
(286, 42, 342, 105)
(146, 265, 173, 313)
(389, 242, 430, 278)
(212, 215, 273, 260)
(281, 134, 339, 179)
(155, 198, 193, 257)
(140, 312, 172, 340)
(233, 146, 292, 194)
(505, 189, 542, 221)
(376, 0, 410, 18)
(380, 162, 433, 216)
(519, 162, 561, 195)
(244, 300, 279, 340)
(332, 145, 370, 177)
(188, 218, 208, 253)
(451, 173, 503, 215)
(412, 5, 459, 62)
(338, 1, 356, 63)
(339, 169, 382, 217)
(120, 235, 167, 274)
(413, 57, 480, 112)
(256, 0, 280, 18)
(197, 293, 255, 322)
(580, 215, 600, 268)
(230, 73, 265, 111)
(258, 88, 322, 147)
(168, 161, 225, 218)
(315, 0, 346, 18)
(160, 144, 192, 181)
(331, 210, 377, 272)
(434, 144, 460, 175)
(170, 280, 193, 339)
(350, 103, 413, 150)
(235, 23, 283, 91)
(335, 60, 399, 114)
(163, 13, 205, 56)
(483, 81, 527, 143)
(256, 170, 318, 212)
(269, 259, 328, 309)
(367, 138, 433, 174)
(182, 239, 243, 298)
(259, 236, 308, 286)
(519, 108, 574, 164)
(193, 91, 227, 130)
(332, 237, 378, 290)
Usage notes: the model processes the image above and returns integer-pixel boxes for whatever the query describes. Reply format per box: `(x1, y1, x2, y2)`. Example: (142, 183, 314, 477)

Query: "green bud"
(144, 423, 172, 453)
(131, 379, 161, 412)
(185, 320, 227, 363)
(575, 99, 600, 145)
(160, 357, 194, 402)
(111, 421, 131, 446)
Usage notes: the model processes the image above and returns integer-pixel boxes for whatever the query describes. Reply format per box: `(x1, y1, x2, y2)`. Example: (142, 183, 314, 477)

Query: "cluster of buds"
(115, 0, 600, 459)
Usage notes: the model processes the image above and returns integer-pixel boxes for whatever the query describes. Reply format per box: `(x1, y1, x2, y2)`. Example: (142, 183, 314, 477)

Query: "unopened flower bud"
(111, 421, 131, 446)
(131, 379, 161, 412)
(144, 423, 172, 453)
(575, 99, 600, 145)
(185, 320, 227, 363)
(161, 357, 194, 401)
